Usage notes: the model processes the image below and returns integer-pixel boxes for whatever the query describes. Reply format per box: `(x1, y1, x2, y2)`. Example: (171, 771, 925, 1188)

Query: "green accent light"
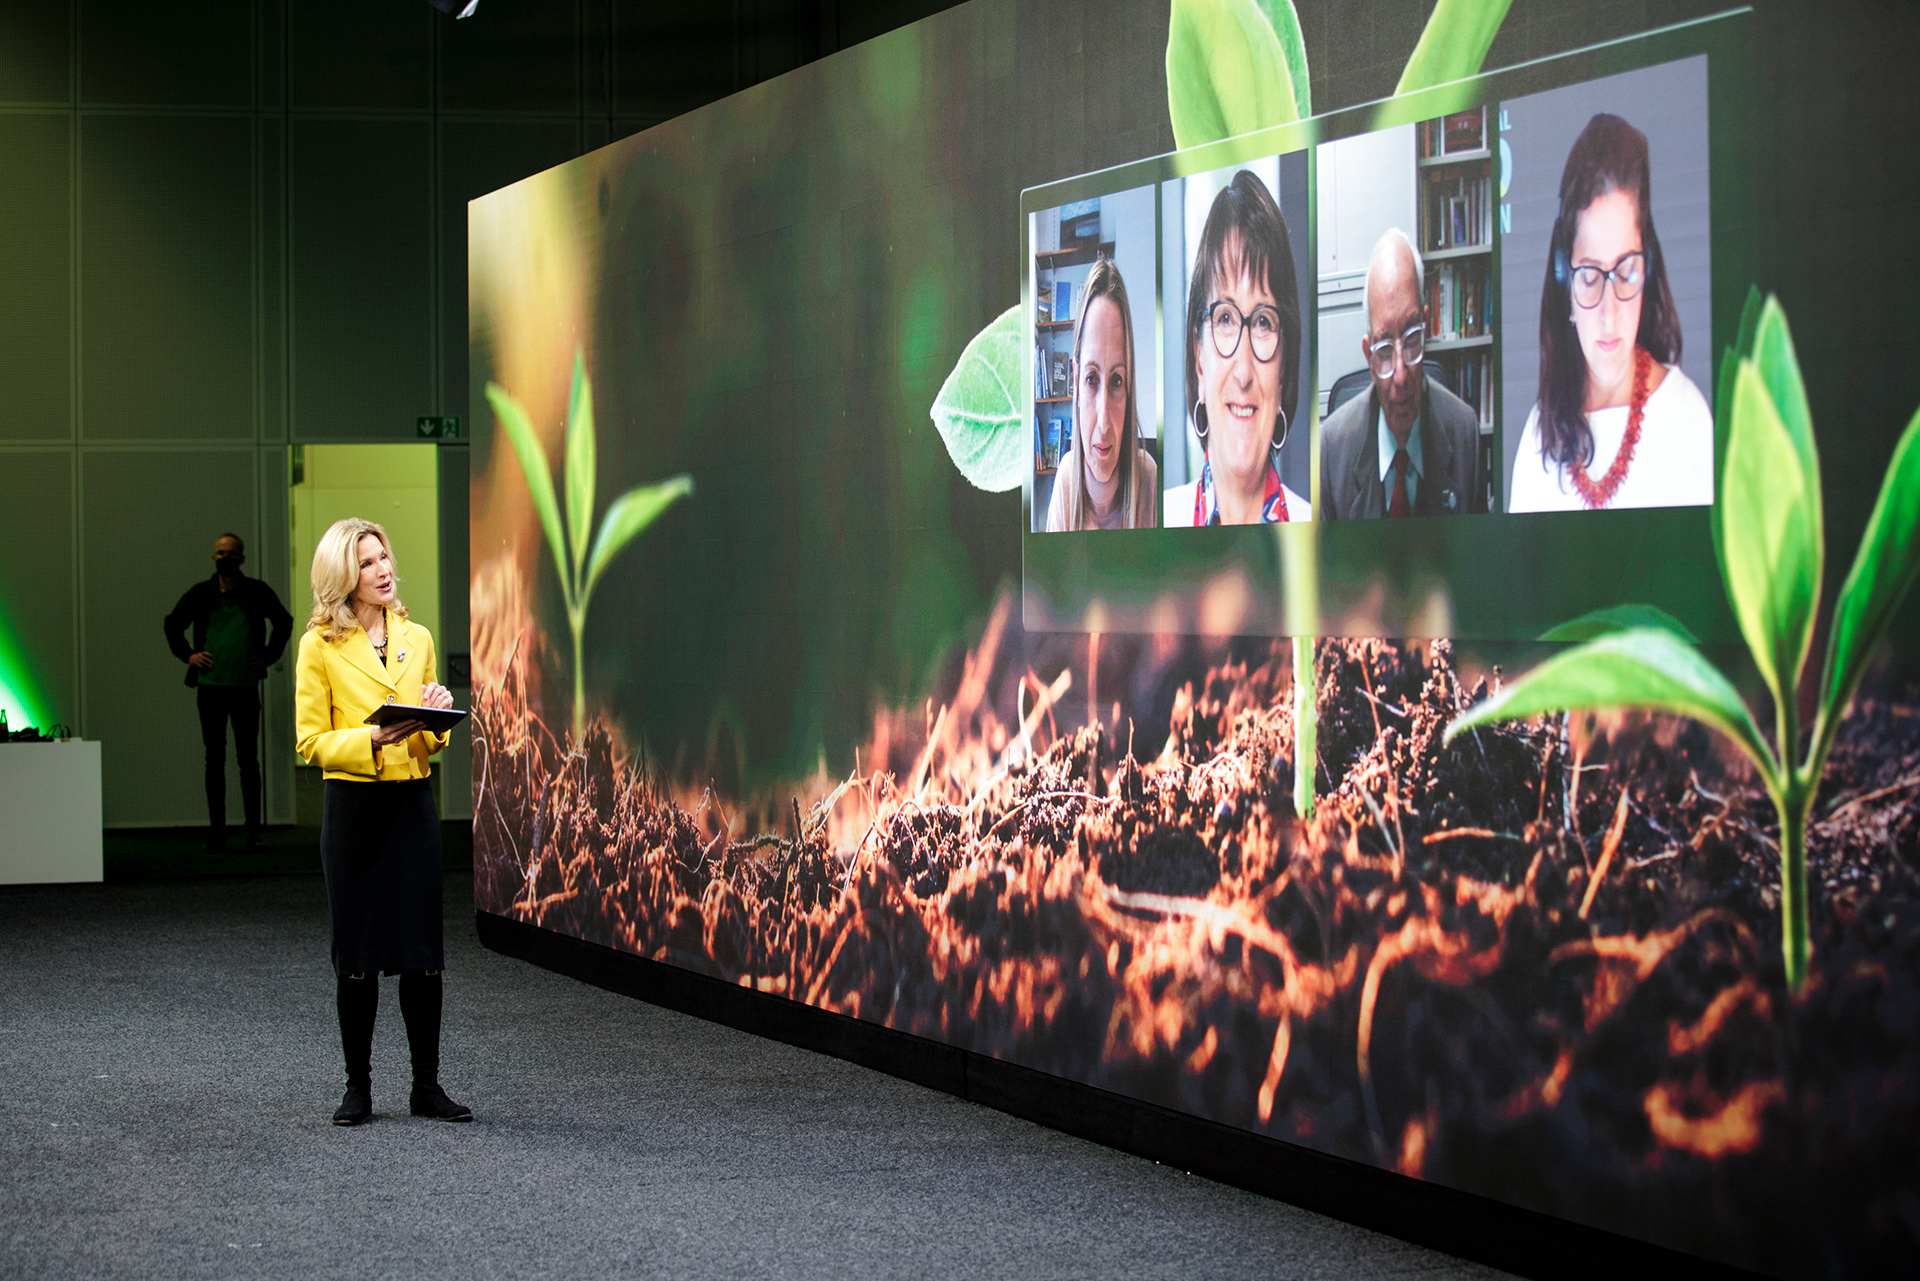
(0, 611, 51, 727)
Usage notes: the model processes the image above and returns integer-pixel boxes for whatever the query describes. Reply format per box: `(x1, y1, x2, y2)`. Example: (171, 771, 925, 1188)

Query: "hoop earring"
(1271, 406, 1290, 453)
(1193, 403, 1208, 443)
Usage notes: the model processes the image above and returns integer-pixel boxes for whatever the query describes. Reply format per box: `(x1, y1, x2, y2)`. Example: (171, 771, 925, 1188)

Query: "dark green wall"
(0, 0, 958, 824)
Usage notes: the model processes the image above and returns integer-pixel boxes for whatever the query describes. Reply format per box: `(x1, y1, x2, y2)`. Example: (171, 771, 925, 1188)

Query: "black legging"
(335, 970, 443, 1090)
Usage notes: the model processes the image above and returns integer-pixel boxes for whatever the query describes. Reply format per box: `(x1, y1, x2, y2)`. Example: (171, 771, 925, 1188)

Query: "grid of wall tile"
(0, 0, 950, 825)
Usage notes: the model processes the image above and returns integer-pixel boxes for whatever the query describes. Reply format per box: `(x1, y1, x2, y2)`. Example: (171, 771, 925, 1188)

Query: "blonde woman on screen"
(1510, 113, 1713, 513)
(294, 517, 469, 1127)
(1046, 256, 1159, 531)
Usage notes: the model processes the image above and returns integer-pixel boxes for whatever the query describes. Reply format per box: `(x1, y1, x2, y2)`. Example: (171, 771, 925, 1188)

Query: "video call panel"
(1023, 51, 1720, 636)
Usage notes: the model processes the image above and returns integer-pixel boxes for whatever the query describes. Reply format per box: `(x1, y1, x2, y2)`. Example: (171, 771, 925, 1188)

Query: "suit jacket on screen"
(1318, 377, 1487, 520)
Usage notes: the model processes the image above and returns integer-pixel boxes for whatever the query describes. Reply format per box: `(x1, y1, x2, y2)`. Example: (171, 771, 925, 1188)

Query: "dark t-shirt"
(201, 598, 251, 686)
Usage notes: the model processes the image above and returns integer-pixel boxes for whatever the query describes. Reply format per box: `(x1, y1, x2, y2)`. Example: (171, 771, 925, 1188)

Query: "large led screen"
(469, 6, 1919, 1277)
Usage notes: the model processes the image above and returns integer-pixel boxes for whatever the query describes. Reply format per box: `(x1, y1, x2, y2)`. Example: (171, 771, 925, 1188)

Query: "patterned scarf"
(1193, 456, 1290, 525)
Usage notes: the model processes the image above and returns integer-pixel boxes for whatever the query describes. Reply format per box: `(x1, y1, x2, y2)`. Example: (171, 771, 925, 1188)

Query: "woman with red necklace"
(1509, 113, 1712, 513)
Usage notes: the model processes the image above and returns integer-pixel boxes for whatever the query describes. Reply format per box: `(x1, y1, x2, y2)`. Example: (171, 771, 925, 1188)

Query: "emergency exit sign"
(417, 415, 461, 439)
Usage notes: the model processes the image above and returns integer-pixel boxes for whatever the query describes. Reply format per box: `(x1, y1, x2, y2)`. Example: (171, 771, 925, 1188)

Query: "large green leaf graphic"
(929, 304, 1028, 493)
(486, 381, 572, 599)
(1753, 298, 1821, 492)
(1538, 603, 1698, 645)
(1720, 356, 1822, 717)
(582, 475, 695, 607)
(1166, 0, 1298, 151)
(1394, 0, 1515, 96)
(1445, 628, 1776, 782)
(1251, 0, 1311, 119)
(1711, 286, 1766, 598)
(1822, 403, 1920, 717)
(565, 352, 596, 590)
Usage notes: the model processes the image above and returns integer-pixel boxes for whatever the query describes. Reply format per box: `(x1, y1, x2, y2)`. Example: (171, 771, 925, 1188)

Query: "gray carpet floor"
(0, 873, 1512, 1280)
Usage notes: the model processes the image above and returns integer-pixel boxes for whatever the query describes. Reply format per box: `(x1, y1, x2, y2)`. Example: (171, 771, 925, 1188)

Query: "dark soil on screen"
(471, 593, 1920, 1279)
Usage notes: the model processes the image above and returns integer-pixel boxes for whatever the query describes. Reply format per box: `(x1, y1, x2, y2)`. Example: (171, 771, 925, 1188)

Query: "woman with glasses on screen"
(1166, 169, 1309, 526)
(1509, 113, 1712, 513)
(1047, 256, 1160, 531)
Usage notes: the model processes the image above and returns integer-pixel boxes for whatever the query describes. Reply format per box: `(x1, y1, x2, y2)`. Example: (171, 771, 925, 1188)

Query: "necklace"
(1569, 346, 1651, 510)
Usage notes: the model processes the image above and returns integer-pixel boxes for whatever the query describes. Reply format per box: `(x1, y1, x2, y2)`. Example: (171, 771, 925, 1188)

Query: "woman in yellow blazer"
(295, 516, 469, 1127)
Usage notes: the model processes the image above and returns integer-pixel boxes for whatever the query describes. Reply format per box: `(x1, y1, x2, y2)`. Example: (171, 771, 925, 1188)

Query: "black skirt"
(321, 778, 444, 977)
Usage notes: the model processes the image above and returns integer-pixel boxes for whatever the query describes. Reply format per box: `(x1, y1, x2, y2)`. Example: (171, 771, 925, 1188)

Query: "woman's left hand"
(420, 682, 454, 711)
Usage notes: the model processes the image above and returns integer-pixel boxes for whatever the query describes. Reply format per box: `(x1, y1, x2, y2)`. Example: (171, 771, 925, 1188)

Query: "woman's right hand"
(371, 719, 425, 748)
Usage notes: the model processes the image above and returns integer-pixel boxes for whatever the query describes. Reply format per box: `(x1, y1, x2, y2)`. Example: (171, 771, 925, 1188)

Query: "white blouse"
(1508, 364, 1714, 513)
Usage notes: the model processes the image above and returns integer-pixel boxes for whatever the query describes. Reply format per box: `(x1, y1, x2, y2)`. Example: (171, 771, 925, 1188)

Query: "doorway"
(290, 443, 441, 650)
(288, 443, 442, 821)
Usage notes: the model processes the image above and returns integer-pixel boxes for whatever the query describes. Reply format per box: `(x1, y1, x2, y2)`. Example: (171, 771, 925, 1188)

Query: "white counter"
(0, 740, 103, 884)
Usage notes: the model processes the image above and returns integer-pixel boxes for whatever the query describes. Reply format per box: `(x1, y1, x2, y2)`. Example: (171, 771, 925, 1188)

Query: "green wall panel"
(0, 114, 73, 441)
(80, 113, 255, 441)
(289, 118, 432, 441)
(82, 448, 260, 825)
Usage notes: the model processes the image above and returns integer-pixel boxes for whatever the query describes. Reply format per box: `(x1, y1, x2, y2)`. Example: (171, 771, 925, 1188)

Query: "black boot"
(332, 973, 377, 1126)
(400, 970, 471, 1121)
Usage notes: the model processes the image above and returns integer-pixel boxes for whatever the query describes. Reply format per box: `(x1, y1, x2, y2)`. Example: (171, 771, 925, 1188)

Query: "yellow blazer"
(294, 610, 450, 782)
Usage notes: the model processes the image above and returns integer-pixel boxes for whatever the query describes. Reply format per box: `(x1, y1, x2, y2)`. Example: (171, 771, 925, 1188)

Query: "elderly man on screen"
(1319, 229, 1486, 519)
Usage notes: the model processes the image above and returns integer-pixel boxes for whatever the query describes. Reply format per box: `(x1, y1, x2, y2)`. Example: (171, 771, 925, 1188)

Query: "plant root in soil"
(471, 588, 1920, 1279)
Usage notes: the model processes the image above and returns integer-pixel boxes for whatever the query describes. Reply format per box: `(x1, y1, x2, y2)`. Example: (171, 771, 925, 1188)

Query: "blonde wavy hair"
(308, 517, 408, 641)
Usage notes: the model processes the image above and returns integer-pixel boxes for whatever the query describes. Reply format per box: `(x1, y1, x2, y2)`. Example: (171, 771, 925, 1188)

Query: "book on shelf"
(1050, 351, 1071, 398)
(1422, 169, 1490, 252)
(1418, 108, 1487, 158)
(1036, 283, 1052, 322)
(1054, 278, 1075, 325)
(1444, 109, 1485, 153)
(1035, 343, 1047, 400)
(1424, 261, 1488, 341)
(1432, 350, 1495, 430)
(1046, 417, 1066, 469)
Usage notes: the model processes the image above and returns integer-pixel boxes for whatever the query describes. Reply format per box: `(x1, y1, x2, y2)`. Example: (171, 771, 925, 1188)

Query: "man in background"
(1319, 229, 1487, 519)
(164, 533, 293, 850)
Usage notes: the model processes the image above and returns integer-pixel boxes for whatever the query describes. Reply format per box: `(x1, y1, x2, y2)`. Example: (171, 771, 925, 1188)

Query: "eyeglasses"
(1202, 300, 1282, 363)
(1570, 251, 1647, 309)
(1366, 323, 1426, 378)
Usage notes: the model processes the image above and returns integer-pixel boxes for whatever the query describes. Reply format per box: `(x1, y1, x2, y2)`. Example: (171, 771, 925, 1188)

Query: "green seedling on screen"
(931, 0, 1517, 818)
(1162, 0, 1513, 816)
(1446, 292, 1920, 993)
(487, 354, 694, 741)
